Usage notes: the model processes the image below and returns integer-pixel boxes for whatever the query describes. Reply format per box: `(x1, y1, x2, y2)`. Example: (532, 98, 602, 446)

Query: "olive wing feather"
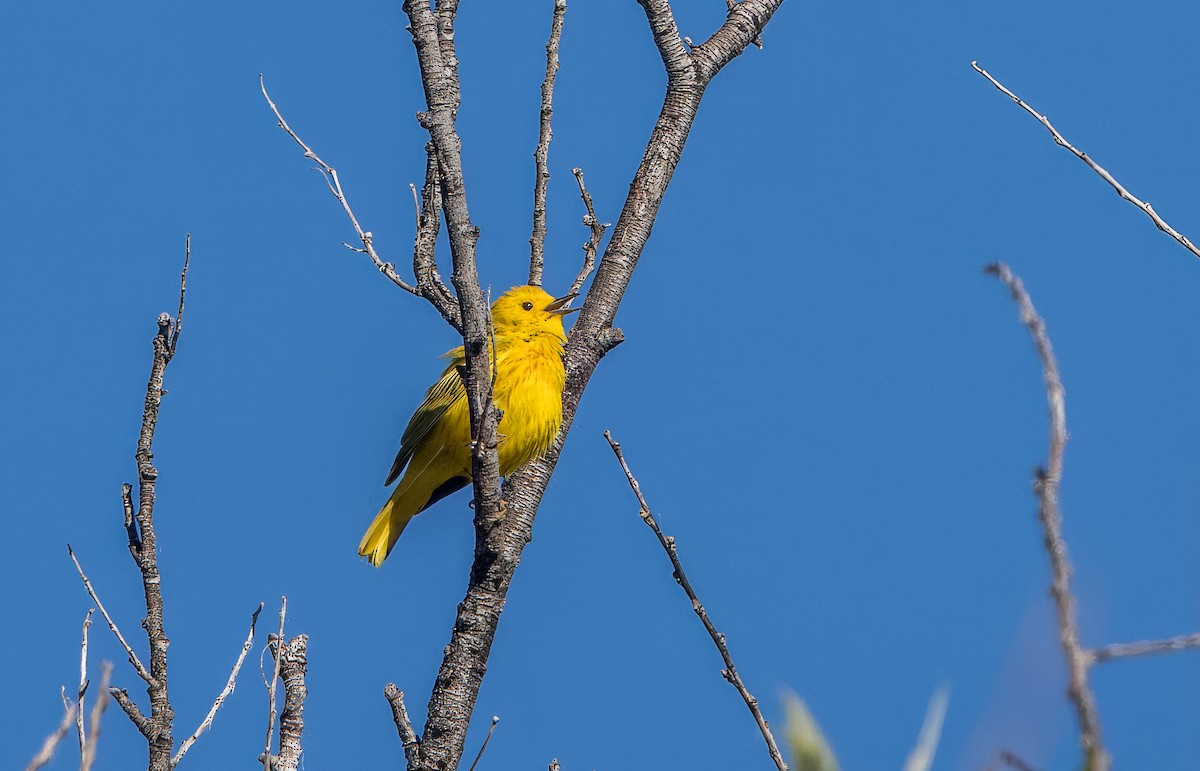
(385, 347, 467, 486)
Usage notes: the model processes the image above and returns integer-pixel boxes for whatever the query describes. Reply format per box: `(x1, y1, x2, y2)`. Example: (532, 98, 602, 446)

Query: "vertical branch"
(566, 168, 607, 298)
(397, 2, 784, 769)
(113, 240, 191, 771)
(271, 634, 309, 771)
(262, 598, 287, 770)
(76, 609, 94, 754)
(529, 0, 568, 286)
(80, 663, 112, 771)
(987, 262, 1107, 771)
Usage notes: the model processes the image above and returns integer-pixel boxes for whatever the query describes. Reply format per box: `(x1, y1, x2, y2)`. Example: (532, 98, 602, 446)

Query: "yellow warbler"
(358, 285, 578, 566)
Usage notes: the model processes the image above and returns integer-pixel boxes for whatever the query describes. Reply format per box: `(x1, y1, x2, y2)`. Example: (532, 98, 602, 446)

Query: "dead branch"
(987, 262, 1106, 770)
(1088, 632, 1200, 665)
(529, 0, 567, 286)
(604, 430, 788, 771)
(972, 62, 1200, 261)
(567, 168, 608, 299)
(172, 603, 263, 766)
(385, 684, 421, 766)
(270, 634, 309, 771)
(26, 701, 76, 771)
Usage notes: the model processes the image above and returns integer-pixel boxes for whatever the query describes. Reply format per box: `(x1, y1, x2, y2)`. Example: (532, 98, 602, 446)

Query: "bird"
(358, 285, 579, 566)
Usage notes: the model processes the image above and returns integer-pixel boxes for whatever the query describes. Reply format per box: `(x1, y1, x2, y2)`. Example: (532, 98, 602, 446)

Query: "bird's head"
(490, 285, 579, 341)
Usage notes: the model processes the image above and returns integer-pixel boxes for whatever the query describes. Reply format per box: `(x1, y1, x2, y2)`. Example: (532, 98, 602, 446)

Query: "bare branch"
(124, 252, 191, 770)
(76, 609, 93, 753)
(412, 143, 461, 330)
(1088, 632, 1200, 665)
(385, 684, 421, 766)
(985, 749, 1040, 771)
(902, 685, 949, 771)
(604, 430, 789, 771)
(529, 0, 568, 286)
(262, 598, 287, 770)
(972, 62, 1200, 261)
(25, 701, 76, 771)
(110, 688, 150, 738)
(467, 715, 500, 771)
(67, 546, 152, 685)
(396, 2, 785, 767)
(258, 75, 426, 297)
(173, 603, 263, 766)
(638, 0, 693, 79)
(271, 634, 309, 771)
(986, 262, 1107, 771)
(567, 168, 607, 299)
(725, 0, 763, 49)
(171, 234, 189, 354)
(80, 663, 112, 771)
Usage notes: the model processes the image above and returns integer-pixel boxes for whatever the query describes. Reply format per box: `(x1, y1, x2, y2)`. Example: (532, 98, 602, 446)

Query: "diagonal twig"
(972, 61, 1200, 261)
(259, 75, 425, 297)
(987, 262, 1107, 771)
(467, 715, 500, 771)
(529, 0, 568, 287)
(385, 684, 421, 766)
(25, 701, 77, 771)
(67, 546, 153, 685)
(172, 603, 264, 766)
(604, 430, 789, 771)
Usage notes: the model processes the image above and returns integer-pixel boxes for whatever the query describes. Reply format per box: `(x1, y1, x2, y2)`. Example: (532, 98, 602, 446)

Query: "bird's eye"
(521, 302, 533, 311)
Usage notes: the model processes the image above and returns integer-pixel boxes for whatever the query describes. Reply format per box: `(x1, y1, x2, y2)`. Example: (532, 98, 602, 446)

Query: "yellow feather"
(358, 285, 573, 566)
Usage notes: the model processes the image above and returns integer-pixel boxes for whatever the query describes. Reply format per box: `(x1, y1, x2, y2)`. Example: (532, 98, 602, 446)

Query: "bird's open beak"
(544, 292, 581, 315)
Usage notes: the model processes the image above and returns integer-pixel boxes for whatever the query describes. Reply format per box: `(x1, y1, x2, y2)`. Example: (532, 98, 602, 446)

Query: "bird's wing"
(385, 345, 467, 486)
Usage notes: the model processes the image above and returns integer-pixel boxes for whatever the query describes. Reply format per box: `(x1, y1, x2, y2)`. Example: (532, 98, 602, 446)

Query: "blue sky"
(4, 1, 1199, 769)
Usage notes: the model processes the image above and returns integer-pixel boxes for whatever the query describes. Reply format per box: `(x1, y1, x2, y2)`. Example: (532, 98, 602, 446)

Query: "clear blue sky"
(4, 2, 1199, 769)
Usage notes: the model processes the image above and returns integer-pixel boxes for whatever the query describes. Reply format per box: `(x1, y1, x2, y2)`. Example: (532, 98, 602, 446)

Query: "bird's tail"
(358, 494, 417, 568)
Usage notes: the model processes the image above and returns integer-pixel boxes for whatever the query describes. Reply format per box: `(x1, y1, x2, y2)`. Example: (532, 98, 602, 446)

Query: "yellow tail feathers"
(357, 496, 416, 568)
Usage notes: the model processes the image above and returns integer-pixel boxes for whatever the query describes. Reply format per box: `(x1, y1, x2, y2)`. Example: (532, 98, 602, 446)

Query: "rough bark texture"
(404, 2, 784, 768)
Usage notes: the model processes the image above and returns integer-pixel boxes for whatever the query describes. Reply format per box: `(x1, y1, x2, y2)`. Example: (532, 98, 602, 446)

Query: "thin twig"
(902, 685, 950, 771)
(76, 609, 93, 753)
(567, 168, 608, 299)
(985, 749, 1040, 771)
(25, 701, 77, 771)
(986, 262, 1107, 771)
(604, 430, 789, 771)
(172, 603, 264, 766)
(67, 546, 153, 685)
(384, 684, 421, 766)
(467, 715, 500, 771)
(262, 597, 287, 770)
(529, 0, 568, 286)
(171, 234, 189, 354)
(972, 62, 1200, 261)
(80, 663, 112, 771)
(259, 75, 423, 296)
(1088, 632, 1200, 665)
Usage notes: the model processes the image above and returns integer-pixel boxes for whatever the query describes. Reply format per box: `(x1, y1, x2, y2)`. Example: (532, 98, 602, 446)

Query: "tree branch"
(261, 598, 287, 770)
(25, 700, 76, 771)
(270, 634, 309, 771)
(972, 62, 1200, 261)
(987, 262, 1107, 771)
(1088, 632, 1200, 665)
(67, 546, 153, 686)
(385, 683, 422, 766)
(529, 0, 568, 286)
(398, 2, 784, 767)
(172, 603, 263, 766)
(80, 663, 112, 771)
(567, 168, 607, 299)
(605, 431, 788, 771)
